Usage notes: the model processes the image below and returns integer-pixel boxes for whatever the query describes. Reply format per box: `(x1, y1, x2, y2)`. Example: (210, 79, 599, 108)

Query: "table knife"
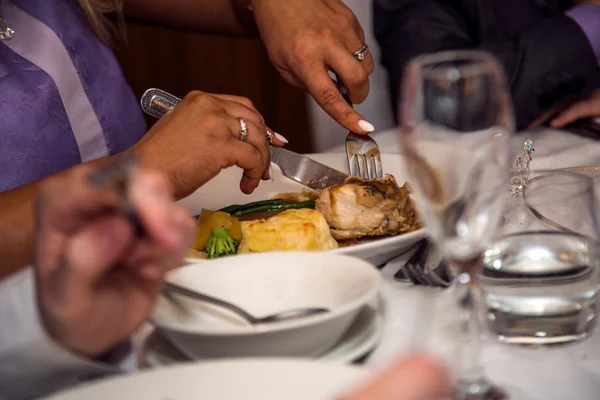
(140, 88, 349, 191)
(270, 147, 348, 191)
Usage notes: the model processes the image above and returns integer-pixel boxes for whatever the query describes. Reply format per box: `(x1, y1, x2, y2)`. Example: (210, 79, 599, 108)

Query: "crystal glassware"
(483, 169, 600, 346)
(399, 50, 515, 399)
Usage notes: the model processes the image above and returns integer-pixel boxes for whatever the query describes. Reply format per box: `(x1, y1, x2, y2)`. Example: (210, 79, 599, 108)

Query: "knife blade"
(270, 147, 348, 191)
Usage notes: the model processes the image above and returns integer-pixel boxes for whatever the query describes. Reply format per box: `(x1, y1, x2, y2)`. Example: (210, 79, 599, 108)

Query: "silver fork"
(332, 73, 383, 179)
(395, 240, 453, 288)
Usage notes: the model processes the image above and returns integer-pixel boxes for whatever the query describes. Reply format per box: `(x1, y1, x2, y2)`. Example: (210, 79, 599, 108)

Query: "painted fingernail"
(274, 132, 289, 144)
(358, 120, 375, 133)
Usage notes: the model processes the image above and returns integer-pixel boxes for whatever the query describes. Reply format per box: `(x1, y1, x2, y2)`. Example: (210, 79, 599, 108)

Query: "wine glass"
(399, 51, 514, 399)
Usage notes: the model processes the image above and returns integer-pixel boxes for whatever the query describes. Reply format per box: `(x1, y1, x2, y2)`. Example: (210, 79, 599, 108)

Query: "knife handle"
(140, 88, 182, 119)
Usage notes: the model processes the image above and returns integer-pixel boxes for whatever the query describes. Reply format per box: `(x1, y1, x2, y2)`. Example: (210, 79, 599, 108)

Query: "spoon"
(162, 281, 329, 325)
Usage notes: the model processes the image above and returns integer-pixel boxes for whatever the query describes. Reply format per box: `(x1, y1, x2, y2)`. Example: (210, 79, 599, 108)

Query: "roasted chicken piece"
(315, 174, 420, 240)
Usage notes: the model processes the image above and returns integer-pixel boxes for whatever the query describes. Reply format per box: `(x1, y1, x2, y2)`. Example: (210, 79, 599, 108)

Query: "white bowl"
(151, 252, 381, 359)
(178, 153, 426, 266)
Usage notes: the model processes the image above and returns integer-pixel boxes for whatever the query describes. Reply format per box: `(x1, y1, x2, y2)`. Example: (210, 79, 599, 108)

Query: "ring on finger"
(266, 130, 274, 144)
(238, 117, 249, 141)
(352, 43, 370, 61)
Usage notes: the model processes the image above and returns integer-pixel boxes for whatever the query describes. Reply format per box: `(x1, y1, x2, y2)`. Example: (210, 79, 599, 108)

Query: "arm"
(122, 0, 376, 135)
(0, 156, 119, 280)
(0, 269, 122, 400)
(374, 0, 600, 129)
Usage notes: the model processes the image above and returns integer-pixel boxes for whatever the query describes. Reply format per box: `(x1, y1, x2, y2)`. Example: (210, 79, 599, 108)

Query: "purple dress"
(0, 0, 146, 192)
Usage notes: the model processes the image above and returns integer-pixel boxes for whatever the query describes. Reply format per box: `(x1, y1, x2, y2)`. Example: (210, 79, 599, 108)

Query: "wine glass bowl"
(399, 50, 515, 399)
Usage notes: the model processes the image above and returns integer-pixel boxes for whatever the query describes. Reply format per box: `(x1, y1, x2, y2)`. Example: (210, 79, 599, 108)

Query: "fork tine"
(407, 264, 428, 286)
(374, 153, 383, 178)
(402, 264, 420, 285)
(367, 156, 376, 179)
(357, 155, 368, 179)
(348, 155, 357, 177)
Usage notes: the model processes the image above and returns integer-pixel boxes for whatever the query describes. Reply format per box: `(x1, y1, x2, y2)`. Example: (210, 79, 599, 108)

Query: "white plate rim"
(42, 358, 372, 400)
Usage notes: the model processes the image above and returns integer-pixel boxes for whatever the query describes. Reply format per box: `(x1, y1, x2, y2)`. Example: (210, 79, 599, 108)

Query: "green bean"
(219, 199, 283, 214)
(232, 200, 316, 217)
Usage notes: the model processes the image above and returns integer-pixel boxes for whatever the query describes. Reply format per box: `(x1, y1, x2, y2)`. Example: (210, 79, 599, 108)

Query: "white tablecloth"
(327, 128, 600, 400)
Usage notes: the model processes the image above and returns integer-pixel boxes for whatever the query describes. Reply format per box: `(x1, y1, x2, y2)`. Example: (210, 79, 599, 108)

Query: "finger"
(326, 47, 370, 105)
(223, 113, 271, 181)
(240, 120, 271, 178)
(212, 94, 267, 126)
(219, 98, 267, 131)
(128, 170, 192, 249)
(527, 102, 570, 130)
(339, 354, 452, 400)
(225, 116, 270, 169)
(227, 139, 264, 194)
(64, 216, 133, 287)
(266, 127, 288, 147)
(550, 100, 597, 128)
(301, 66, 375, 134)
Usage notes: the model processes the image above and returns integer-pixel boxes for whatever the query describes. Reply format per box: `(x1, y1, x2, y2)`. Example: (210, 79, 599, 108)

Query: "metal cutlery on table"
(394, 240, 453, 288)
(331, 73, 383, 180)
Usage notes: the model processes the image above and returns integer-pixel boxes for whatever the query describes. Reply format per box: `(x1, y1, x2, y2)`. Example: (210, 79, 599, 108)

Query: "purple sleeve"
(567, 4, 600, 59)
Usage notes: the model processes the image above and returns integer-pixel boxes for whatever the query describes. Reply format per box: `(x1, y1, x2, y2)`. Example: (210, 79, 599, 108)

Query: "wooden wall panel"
(114, 22, 314, 154)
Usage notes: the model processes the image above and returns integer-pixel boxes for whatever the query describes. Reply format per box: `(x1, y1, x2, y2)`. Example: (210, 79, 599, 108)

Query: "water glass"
(481, 170, 600, 345)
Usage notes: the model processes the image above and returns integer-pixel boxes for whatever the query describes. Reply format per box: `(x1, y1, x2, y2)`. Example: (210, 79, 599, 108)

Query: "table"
(328, 128, 600, 400)
(134, 127, 600, 400)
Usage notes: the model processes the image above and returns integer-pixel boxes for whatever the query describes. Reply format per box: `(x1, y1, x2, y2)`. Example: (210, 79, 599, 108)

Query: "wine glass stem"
(453, 261, 489, 394)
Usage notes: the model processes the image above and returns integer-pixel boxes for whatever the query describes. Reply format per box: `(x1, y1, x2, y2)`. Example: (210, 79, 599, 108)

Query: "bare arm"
(0, 156, 119, 280)
(122, 0, 247, 35)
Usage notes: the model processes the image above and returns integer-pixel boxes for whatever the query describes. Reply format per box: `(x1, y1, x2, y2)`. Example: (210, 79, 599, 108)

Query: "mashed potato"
(238, 209, 338, 253)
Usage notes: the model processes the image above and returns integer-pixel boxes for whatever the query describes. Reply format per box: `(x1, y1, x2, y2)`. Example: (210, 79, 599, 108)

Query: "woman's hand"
(549, 89, 600, 128)
(35, 161, 195, 358)
(133, 91, 285, 199)
(252, 0, 376, 134)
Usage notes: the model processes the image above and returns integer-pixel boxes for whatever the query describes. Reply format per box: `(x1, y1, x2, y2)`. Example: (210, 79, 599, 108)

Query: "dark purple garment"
(0, 0, 146, 192)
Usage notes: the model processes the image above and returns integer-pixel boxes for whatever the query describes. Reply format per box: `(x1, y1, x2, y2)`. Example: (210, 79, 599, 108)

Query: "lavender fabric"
(567, 4, 600, 60)
(0, 0, 146, 192)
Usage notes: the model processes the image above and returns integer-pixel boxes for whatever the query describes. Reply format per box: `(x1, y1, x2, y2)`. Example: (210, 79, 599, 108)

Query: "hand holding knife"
(139, 88, 349, 191)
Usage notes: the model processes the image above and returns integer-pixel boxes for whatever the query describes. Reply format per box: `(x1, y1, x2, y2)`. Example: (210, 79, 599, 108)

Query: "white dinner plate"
(143, 304, 382, 368)
(179, 153, 426, 266)
(43, 359, 372, 400)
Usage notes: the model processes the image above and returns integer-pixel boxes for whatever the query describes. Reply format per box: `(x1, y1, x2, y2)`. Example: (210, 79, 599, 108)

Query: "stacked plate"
(144, 252, 383, 367)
